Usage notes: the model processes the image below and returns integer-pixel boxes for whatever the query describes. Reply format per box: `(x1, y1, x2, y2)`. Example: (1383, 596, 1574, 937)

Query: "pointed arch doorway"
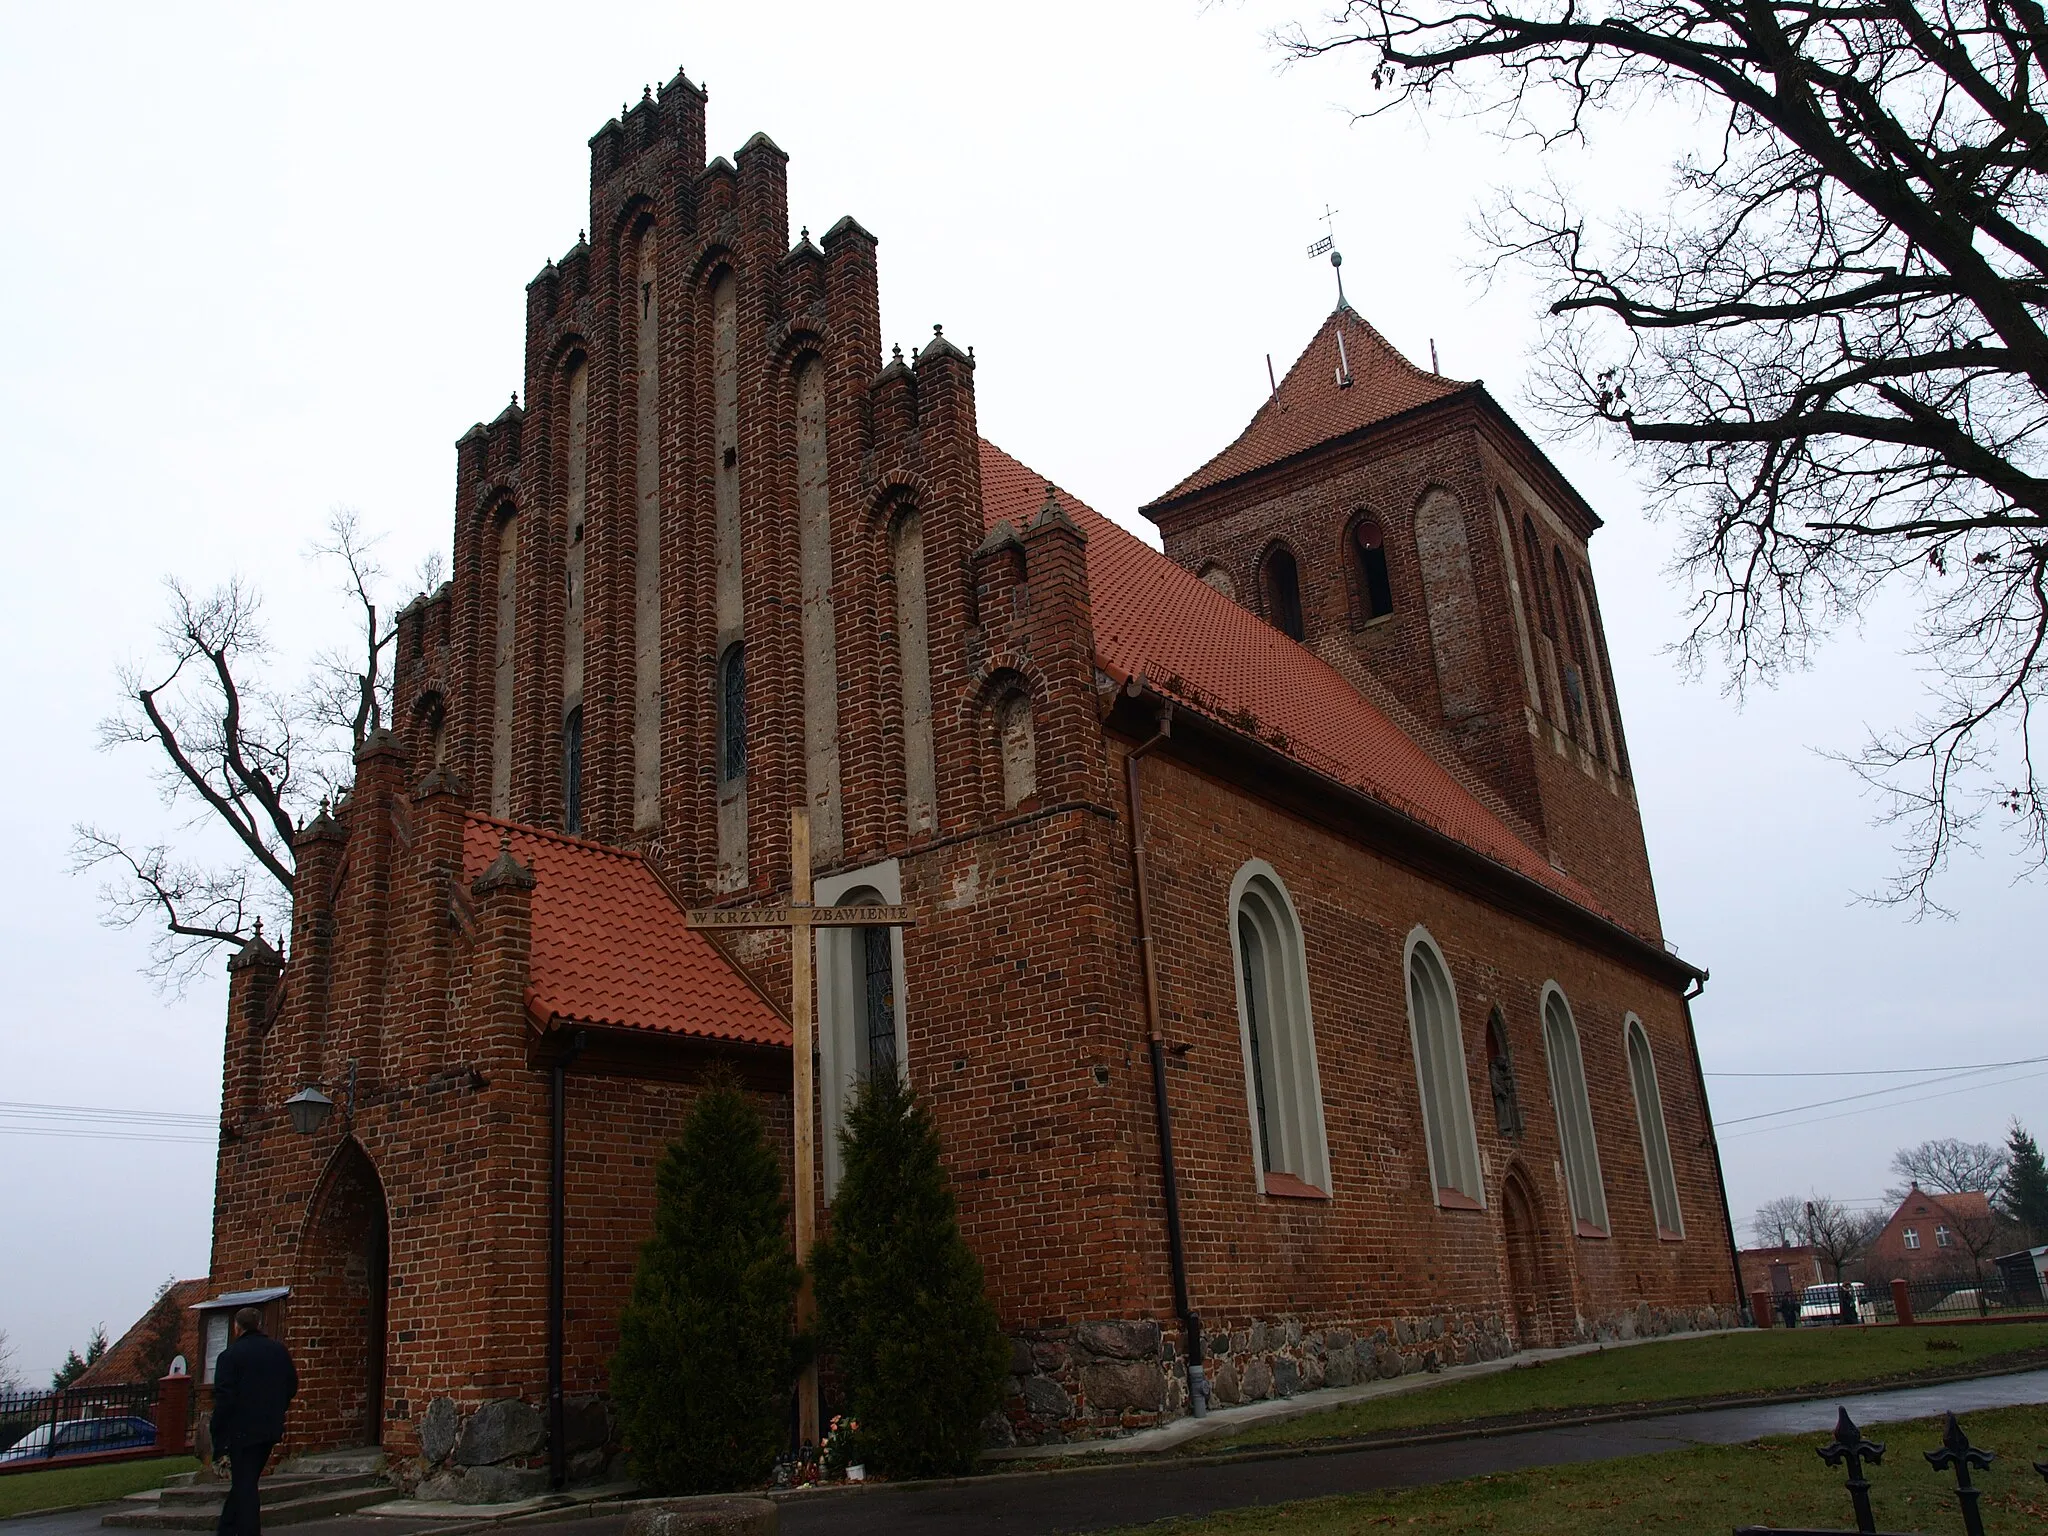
(297, 1140, 389, 1449)
(1500, 1164, 1557, 1349)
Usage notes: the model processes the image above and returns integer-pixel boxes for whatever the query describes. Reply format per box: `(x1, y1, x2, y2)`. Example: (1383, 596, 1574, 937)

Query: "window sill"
(1436, 1187, 1485, 1212)
(1262, 1172, 1330, 1200)
(1575, 1219, 1611, 1240)
(1657, 1226, 1685, 1243)
(1350, 612, 1396, 634)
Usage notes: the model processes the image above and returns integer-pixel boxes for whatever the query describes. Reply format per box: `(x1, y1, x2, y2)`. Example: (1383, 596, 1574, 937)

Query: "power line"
(1718, 1066, 2048, 1140)
(1706, 1053, 2048, 1079)
(1712, 1061, 2015, 1127)
(0, 1100, 214, 1126)
(0, 1099, 217, 1145)
(0, 1126, 216, 1145)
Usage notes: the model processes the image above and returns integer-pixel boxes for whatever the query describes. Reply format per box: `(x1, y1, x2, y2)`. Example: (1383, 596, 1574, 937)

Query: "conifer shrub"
(611, 1082, 801, 1492)
(812, 1071, 1009, 1479)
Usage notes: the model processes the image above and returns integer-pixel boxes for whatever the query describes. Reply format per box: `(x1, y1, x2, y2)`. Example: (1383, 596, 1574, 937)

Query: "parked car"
(1926, 1286, 1994, 1315)
(0, 1416, 157, 1463)
(1798, 1281, 1872, 1323)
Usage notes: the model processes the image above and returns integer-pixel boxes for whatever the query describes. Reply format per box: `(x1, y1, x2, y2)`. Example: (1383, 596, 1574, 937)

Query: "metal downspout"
(1680, 976, 1744, 1323)
(548, 1029, 587, 1490)
(1124, 694, 1208, 1417)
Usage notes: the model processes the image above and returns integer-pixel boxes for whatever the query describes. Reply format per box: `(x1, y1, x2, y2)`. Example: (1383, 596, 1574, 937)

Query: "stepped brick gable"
(204, 68, 1736, 1484)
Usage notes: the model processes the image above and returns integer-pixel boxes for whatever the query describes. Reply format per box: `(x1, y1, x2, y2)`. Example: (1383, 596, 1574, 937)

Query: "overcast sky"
(2, 2, 2042, 1381)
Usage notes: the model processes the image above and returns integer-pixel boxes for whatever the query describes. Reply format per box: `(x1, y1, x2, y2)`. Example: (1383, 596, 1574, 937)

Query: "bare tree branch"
(1281, 0, 2048, 908)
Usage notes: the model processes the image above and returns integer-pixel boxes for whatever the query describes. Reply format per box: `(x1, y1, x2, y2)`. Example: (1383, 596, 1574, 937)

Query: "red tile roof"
(73, 1278, 208, 1388)
(462, 818, 788, 1049)
(1147, 306, 1466, 508)
(979, 441, 1614, 924)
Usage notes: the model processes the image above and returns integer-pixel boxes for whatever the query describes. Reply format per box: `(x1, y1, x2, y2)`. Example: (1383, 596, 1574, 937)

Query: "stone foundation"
(992, 1301, 1736, 1446)
(397, 1394, 618, 1501)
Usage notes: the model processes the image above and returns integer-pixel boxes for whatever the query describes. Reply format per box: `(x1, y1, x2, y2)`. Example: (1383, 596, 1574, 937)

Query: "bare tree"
(1797, 1195, 1886, 1284)
(0, 1328, 20, 1393)
(74, 510, 436, 992)
(1886, 1136, 2011, 1200)
(1750, 1194, 1811, 1247)
(1282, 0, 2048, 908)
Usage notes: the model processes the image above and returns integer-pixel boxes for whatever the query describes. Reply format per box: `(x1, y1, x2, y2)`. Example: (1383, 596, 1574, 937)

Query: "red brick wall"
(212, 72, 1734, 1471)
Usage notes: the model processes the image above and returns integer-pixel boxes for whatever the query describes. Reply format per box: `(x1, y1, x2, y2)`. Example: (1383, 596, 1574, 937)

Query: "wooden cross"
(685, 807, 913, 1452)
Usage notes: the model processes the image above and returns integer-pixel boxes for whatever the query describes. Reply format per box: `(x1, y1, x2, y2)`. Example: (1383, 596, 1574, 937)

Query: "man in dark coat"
(209, 1308, 298, 1536)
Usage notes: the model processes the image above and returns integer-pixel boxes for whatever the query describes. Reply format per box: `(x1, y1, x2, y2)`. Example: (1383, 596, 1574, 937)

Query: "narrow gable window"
(1261, 543, 1306, 642)
(561, 704, 583, 836)
(1625, 1016, 1683, 1238)
(1542, 985, 1609, 1236)
(1352, 514, 1394, 620)
(1405, 931, 1485, 1208)
(1229, 861, 1330, 1197)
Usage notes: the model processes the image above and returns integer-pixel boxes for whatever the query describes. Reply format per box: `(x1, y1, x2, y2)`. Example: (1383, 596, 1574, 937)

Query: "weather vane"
(1306, 204, 1348, 310)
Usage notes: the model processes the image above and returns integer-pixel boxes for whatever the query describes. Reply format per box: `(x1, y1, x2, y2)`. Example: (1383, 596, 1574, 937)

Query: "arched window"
(1553, 546, 1597, 751)
(1541, 986, 1608, 1235)
(1486, 1005, 1525, 1138)
(1352, 514, 1394, 620)
(561, 704, 583, 836)
(816, 867, 908, 1197)
(1493, 492, 1544, 713)
(1261, 543, 1306, 641)
(1405, 931, 1484, 1207)
(631, 229, 663, 830)
(718, 642, 747, 783)
(418, 692, 447, 769)
(1229, 862, 1331, 1195)
(1625, 1016, 1683, 1238)
(997, 689, 1036, 808)
(1197, 562, 1237, 601)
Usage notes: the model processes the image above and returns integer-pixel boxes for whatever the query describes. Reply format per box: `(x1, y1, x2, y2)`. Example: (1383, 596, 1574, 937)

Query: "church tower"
(1141, 305, 1662, 939)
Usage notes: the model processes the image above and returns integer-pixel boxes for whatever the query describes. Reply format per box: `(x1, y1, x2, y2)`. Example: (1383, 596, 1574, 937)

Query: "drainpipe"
(1123, 692, 1208, 1417)
(547, 1029, 587, 1490)
(1680, 976, 1745, 1324)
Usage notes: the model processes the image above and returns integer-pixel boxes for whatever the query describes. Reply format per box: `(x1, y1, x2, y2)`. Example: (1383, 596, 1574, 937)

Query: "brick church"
(203, 66, 1737, 1491)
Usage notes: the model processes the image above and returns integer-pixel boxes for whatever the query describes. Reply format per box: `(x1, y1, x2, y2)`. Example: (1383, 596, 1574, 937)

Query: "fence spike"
(1817, 1407, 1886, 1536)
(1923, 1411, 1995, 1536)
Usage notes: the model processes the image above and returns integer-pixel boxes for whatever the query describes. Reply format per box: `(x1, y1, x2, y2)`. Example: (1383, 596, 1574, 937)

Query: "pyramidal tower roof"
(1146, 306, 1469, 511)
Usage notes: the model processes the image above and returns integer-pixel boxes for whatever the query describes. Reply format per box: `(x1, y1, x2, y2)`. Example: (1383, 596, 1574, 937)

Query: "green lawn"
(1206, 1323, 2048, 1452)
(0, 1456, 201, 1519)
(1118, 1404, 2048, 1534)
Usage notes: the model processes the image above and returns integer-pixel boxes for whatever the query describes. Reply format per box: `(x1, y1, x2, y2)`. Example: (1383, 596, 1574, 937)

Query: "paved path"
(765, 1367, 2048, 1535)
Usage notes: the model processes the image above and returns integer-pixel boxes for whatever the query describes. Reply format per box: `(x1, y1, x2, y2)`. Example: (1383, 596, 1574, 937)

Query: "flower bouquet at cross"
(821, 1415, 867, 1482)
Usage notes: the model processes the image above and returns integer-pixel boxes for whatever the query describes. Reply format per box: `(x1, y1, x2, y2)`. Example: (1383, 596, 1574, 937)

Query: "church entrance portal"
(297, 1140, 389, 1449)
(1501, 1166, 1554, 1349)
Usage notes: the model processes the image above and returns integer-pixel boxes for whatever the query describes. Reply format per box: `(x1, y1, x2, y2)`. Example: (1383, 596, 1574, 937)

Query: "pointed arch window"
(1542, 986, 1608, 1236)
(718, 641, 747, 783)
(1352, 514, 1394, 621)
(1261, 543, 1306, 642)
(816, 865, 909, 1198)
(1405, 931, 1485, 1208)
(1229, 862, 1331, 1196)
(1625, 1016, 1684, 1238)
(1553, 547, 1598, 751)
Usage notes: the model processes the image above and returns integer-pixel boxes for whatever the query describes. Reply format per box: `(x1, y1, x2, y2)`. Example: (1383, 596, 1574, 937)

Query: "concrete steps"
(104, 1470, 391, 1529)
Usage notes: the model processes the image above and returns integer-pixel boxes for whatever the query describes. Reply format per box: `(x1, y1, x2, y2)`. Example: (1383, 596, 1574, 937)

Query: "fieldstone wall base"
(399, 1392, 619, 1501)
(995, 1302, 1736, 1445)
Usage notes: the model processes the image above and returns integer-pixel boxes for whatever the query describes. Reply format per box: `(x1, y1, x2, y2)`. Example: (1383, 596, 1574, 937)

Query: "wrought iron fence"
(1736, 1407, 2046, 1535)
(0, 1382, 160, 1465)
(1779, 1274, 2036, 1326)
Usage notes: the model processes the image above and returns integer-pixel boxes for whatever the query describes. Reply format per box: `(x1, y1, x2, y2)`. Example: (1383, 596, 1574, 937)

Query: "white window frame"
(1623, 1014, 1684, 1239)
(816, 859, 909, 1199)
(1541, 983, 1609, 1236)
(1227, 860, 1332, 1196)
(1403, 928, 1485, 1208)
(1904, 1227, 1921, 1250)
(1936, 1225, 1952, 1247)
